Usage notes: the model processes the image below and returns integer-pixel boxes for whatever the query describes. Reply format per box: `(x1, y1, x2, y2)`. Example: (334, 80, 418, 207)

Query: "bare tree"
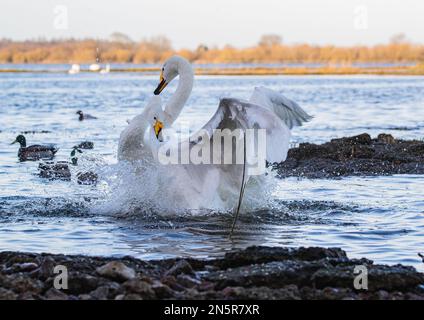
(390, 33, 409, 44)
(109, 32, 133, 44)
(258, 34, 283, 47)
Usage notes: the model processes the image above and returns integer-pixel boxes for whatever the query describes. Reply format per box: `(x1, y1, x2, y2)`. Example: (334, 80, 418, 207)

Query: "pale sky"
(1, 0, 423, 48)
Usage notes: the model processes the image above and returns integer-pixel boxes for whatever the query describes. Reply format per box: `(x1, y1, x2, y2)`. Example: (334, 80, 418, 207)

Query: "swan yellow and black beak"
(153, 117, 164, 139)
(154, 71, 168, 95)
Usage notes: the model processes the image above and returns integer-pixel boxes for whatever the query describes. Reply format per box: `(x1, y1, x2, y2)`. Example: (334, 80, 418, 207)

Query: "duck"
(38, 146, 81, 180)
(76, 141, 94, 150)
(76, 110, 97, 121)
(39, 161, 72, 180)
(76, 171, 98, 185)
(38, 146, 98, 185)
(11, 135, 58, 162)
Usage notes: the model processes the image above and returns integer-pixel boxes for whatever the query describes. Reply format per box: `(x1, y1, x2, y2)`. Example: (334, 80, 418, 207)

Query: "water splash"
(91, 159, 279, 217)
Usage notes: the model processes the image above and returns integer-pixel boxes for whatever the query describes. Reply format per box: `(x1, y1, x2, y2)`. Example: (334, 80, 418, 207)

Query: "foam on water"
(92, 159, 279, 217)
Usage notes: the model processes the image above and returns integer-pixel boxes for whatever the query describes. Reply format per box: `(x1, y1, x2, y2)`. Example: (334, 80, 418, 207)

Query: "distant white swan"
(118, 56, 312, 209)
(100, 64, 111, 74)
(68, 64, 80, 74)
(89, 63, 101, 72)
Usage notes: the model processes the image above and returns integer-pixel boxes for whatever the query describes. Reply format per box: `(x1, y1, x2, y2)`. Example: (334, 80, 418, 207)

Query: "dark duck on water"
(76, 110, 97, 121)
(11, 135, 58, 161)
(38, 146, 82, 180)
(39, 146, 98, 185)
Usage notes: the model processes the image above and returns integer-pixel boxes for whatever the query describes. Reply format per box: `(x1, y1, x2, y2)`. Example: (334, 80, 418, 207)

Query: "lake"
(1, 71, 424, 270)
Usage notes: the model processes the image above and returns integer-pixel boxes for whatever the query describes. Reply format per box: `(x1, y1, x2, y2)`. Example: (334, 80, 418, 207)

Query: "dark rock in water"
(1, 246, 424, 300)
(77, 141, 94, 150)
(275, 133, 424, 178)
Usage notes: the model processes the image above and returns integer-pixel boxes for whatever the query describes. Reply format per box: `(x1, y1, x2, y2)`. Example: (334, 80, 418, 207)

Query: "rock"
(377, 134, 396, 144)
(67, 273, 102, 294)
(1, 274, 44, 294)
(89, 286, 112, 300)
(151, 281, 174, 299)
(17, 292, 36, 300)
(44, 288, 68, 300)
(32, 256, 56, 279)
(206, 260, 322, 290)
(96, 261, 136, 282)
(216, 246, 347, 269)
(0, 288, 18, 300)
(176, 274, 201, 288)
(161, 275, 186, 292)
(222, 285, 301, 300)
(331, 133, 372, 145)
(164, 260, 194, 277)
(122, 279, 155, 299)
(122, 293, 143, 300)
(12, 262, 38, 272)
(276, 133, 424, 178)
(1, 247, 424, 300)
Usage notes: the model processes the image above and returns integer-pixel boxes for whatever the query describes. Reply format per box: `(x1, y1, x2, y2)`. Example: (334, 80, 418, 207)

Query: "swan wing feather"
(250, 86, 313, 129)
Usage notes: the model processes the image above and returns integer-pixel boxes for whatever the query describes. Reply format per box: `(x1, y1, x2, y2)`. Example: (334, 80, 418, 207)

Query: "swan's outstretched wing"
(182, 97, 292, 164)
(153, 98, 292, 208)
(249, 86, 312, 129)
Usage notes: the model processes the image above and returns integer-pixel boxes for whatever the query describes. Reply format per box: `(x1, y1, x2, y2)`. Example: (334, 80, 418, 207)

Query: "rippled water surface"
(1, 71, 423, 270)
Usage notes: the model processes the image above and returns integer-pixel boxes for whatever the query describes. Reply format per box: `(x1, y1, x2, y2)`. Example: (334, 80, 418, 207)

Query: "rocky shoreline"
(275, 133, 424, 179)
(1, 246, 423, 300)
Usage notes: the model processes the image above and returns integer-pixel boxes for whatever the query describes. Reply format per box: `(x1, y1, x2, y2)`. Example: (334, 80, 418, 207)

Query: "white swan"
(117, 56, 312, 209)
(68, 64, 80, 74)
(100, 64, 111, 74)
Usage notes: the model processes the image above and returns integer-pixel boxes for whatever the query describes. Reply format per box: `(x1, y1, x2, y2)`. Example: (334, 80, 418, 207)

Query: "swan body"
(117, 56, 312, 209)
(68, 64, 80, 74)
(100, 64, 111, 74)
(89, 63, 101, 72)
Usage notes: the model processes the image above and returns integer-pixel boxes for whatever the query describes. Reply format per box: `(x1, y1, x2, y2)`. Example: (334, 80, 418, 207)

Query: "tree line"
(0, 34, 423, 64)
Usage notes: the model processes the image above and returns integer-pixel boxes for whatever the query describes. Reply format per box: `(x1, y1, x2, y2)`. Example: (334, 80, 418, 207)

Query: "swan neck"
(165, 63, 193, 124)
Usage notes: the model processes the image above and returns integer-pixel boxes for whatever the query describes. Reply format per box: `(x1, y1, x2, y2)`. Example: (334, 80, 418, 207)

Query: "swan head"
(153, 117, 164, 139)
(154, 56, 192, 95)
(143, 95, 166, 141)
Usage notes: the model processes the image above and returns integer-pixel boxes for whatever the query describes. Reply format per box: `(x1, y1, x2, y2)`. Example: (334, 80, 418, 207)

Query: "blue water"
(1, 71, 424, 270)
